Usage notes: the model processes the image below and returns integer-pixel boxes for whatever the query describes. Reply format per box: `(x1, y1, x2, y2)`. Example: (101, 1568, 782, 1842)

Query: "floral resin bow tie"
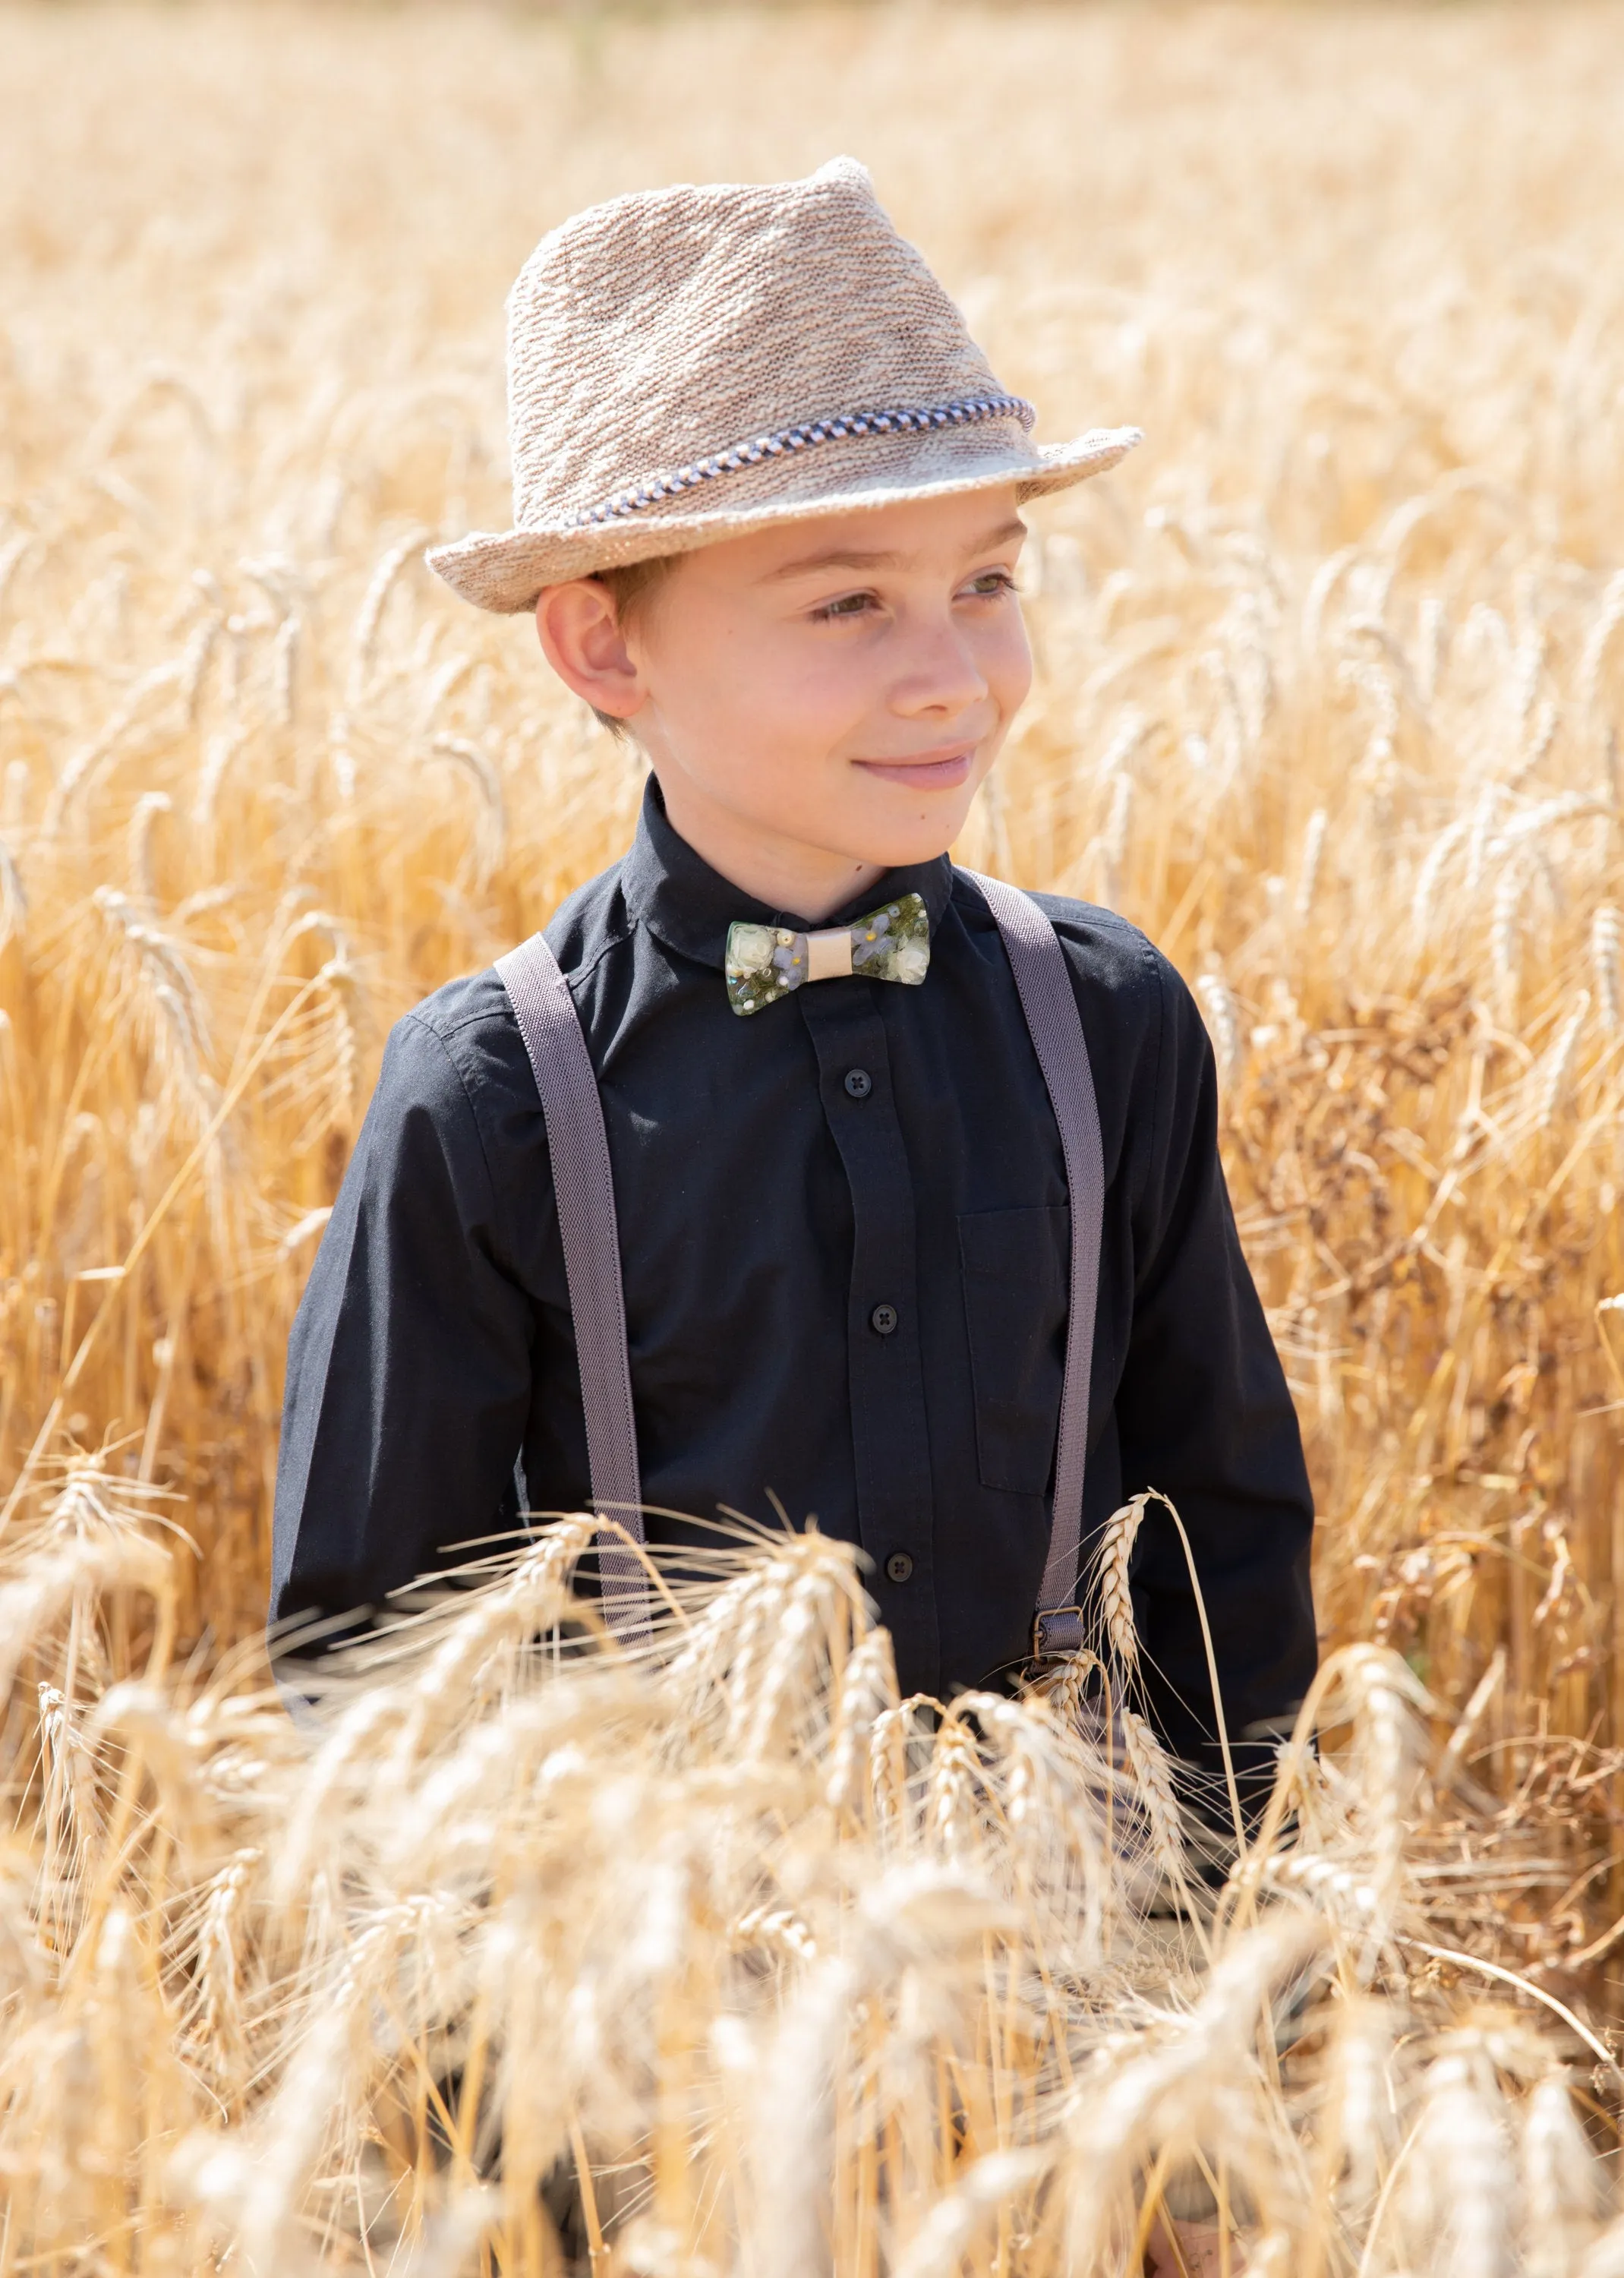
(725, 892, 930, 1017)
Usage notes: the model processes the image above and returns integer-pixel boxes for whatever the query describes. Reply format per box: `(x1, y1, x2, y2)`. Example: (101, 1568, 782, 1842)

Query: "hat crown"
(504, 158, 1006, 531)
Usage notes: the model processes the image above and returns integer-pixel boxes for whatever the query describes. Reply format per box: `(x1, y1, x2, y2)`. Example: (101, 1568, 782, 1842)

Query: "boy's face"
(536, 486, 1032, 916)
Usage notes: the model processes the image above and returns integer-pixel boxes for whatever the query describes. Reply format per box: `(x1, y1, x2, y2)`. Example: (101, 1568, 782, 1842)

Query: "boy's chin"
(841, 801, 979, 872)
(858, 825, 971, 872)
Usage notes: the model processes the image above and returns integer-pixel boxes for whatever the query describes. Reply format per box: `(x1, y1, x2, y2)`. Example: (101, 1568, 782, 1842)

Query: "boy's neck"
(653, 765, 888, 926)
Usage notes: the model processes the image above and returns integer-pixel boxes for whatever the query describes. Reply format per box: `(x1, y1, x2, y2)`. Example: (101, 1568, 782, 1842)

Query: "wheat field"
(5, 2, 1624, 2269)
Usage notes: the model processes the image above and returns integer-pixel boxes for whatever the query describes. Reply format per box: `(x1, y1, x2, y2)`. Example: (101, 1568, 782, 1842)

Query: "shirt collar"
(621, 775, 956, 972)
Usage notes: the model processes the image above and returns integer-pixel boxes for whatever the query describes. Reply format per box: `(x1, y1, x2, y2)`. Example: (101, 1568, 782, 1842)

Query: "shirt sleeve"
(1115, 955, 1318, 1806)
(270, 1011, 536, 1654)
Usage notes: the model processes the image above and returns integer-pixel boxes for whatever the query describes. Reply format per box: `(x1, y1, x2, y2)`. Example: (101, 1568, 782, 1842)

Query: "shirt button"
(870, 1303, 898, 1336)
(885, 1551, 914, 1584)
(843, 1067, 873, 1100)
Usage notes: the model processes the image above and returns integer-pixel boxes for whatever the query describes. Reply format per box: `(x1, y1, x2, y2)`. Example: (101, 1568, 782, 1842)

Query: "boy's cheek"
(752, 663, 887, 771)
(991, 612, 1035, 717)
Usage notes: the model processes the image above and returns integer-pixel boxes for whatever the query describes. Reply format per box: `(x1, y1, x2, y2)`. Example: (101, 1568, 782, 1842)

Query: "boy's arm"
(270, 1011, 538, 1655)
(1112, 954, 1317, 1807)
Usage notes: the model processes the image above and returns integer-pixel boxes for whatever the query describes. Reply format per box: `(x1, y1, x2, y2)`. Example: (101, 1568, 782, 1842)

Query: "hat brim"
(425, 427, 1142, 616)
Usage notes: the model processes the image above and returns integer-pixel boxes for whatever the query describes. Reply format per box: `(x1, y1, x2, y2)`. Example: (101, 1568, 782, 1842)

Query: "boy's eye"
(811, 570, 1016, 623)
(812, 590, 876, 622)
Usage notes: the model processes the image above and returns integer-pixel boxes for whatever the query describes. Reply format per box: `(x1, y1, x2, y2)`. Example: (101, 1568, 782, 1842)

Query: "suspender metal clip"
(1031, 1604, 1086, 1660)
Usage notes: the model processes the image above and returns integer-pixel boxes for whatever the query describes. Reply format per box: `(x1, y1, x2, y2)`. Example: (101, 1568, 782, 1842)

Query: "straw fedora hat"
(427, 156, 1141, 616)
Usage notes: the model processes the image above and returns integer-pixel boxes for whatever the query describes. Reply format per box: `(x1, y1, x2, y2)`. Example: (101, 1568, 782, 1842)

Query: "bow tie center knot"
(806, 929, 854, 982)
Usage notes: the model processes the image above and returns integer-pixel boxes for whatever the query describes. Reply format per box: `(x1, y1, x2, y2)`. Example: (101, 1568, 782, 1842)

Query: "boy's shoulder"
(1029, 886, 1163, 986)
(404, 858, 630, 1040)
(951, 872, 1197, 1046)
(387, 857, 632, 1107)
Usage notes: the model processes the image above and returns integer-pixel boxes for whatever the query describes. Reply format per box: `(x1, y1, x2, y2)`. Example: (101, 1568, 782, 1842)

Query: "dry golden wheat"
(5, 2, 1624, 2268)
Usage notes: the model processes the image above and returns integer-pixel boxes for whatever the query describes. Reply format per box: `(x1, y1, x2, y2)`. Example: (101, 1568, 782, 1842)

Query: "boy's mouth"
(852, 746, 976, 791)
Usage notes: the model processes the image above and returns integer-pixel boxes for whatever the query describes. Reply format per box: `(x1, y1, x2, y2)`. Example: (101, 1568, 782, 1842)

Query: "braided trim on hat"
(573, 394, 1036, 528)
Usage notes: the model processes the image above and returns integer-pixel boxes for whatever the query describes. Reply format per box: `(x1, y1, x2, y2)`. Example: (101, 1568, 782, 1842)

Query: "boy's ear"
(534, 580, 645, 722)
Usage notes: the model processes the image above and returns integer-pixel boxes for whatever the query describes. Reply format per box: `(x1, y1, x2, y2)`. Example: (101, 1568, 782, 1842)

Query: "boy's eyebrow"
(761, 517, 1028, 582)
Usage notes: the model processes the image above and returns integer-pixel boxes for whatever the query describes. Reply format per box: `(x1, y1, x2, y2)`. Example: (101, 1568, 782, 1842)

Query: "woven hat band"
(574, 393, 1036, 528)
(553, 409, 1043, 545)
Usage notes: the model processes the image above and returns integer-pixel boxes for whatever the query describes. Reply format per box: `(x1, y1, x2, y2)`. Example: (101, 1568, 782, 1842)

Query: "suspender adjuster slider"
(1032, 1604, 1086, 1659)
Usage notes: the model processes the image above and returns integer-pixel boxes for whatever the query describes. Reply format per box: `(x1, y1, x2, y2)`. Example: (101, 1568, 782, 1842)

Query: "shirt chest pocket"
(957, 1205, 1070, 1497)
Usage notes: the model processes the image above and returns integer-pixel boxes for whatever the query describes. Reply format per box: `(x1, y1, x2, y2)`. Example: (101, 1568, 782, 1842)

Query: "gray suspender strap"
(962, 872, 1105, 1658)
(496, 932, 650, 1646)
(496, 874, 1104, 1660)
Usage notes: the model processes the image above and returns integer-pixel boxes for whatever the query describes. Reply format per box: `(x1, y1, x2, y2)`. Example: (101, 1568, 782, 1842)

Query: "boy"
(272, 159, 1314, 1831)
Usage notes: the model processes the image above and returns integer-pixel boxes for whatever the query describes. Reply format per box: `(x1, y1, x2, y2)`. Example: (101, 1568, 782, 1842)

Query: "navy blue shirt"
(272, 780, 1315, 1782)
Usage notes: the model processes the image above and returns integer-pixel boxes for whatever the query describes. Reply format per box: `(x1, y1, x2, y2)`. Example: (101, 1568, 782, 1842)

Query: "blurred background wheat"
(6, 2, 1624, 2269)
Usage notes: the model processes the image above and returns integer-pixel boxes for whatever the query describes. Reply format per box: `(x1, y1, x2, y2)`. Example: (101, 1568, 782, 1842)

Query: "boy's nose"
(891, 618, 992, 718)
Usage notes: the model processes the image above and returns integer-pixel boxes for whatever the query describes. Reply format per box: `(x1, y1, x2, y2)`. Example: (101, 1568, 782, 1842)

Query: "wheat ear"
(1096, 1497, 1146, 1677)
(1537, 991, 1590, 1128)
(1591, 903, 1620, 1033)
(1120, 1706, 1186, 1889)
